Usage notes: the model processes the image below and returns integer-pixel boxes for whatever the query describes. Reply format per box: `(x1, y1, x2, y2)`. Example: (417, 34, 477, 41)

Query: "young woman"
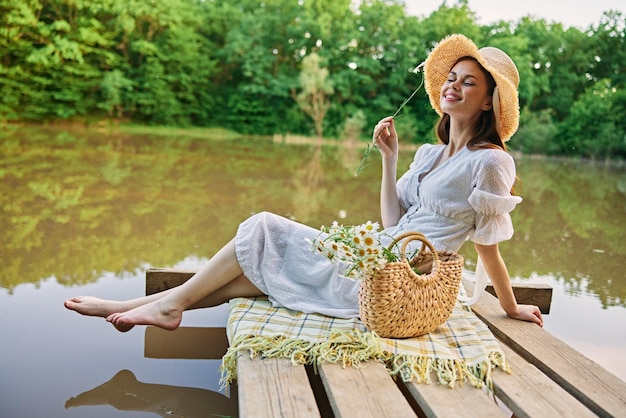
(65, 34, 543, 332)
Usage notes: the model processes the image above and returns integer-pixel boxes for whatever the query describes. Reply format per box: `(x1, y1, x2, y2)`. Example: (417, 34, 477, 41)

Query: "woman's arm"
(373, 117, 404, 228)
(474, 242, 543, 326)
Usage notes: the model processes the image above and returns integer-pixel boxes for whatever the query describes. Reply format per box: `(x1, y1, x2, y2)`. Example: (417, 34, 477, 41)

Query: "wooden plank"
(146, 268, 195, 295)
(318, 361, 416, 418)
(144, 327, 228, 359)
(463, 278, 626, 418)
(237, 351, 321, 418)
(493, 339, 596, 418)
(400, 379, 505, 417)
(485, 282, 552, 314)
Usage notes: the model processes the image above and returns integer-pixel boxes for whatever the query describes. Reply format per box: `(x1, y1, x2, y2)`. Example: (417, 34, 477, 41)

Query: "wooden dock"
(145, 268, 626, 417)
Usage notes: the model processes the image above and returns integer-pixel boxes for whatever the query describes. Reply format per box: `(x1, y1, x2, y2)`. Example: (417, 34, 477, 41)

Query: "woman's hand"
(373, 116, 398, 160)
(474, 243, 544, 328)
(507, 304, 544, 327)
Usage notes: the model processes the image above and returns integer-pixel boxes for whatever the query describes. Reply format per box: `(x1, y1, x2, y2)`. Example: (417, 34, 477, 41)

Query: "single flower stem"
(391, 80, 423, 119)
(355, 67, 425, 176)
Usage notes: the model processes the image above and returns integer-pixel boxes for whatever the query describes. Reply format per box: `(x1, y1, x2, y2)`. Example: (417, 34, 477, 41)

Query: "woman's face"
(440, 59, 493, 122)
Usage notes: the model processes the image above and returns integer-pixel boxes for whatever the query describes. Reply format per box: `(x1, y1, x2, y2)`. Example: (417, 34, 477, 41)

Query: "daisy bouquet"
(307, 221, 401, 280)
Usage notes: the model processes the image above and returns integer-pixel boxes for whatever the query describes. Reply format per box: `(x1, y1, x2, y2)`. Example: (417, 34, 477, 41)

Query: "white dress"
(235, 144, 522, 318)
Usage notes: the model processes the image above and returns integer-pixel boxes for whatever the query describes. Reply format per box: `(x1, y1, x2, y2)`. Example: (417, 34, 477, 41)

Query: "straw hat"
(424, 34, 520, 142)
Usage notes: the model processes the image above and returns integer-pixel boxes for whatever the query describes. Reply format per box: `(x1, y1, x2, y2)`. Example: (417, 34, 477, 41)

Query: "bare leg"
(106, 239, 263, 331)
(63, 270, 258, 317)
(64, 288, 175, 318)
(64, 273, 259, 315)
(188, 274, 264, 309)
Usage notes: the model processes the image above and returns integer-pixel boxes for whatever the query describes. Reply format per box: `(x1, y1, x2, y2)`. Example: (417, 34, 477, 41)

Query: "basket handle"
(386, 231, 440, 279)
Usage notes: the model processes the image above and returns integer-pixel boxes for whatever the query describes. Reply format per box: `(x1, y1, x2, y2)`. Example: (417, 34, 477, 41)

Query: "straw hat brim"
(424, 34, 520, 142)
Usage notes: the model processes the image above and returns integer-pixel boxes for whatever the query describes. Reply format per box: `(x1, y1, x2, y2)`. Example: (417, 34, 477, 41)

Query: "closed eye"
(447, 71, 478, 86)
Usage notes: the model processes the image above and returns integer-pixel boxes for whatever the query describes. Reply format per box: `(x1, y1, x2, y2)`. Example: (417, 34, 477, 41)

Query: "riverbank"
(4, 121, 625, 168)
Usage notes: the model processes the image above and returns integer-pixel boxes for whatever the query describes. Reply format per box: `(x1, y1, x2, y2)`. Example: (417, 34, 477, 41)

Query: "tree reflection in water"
(1, 125, 623, 306)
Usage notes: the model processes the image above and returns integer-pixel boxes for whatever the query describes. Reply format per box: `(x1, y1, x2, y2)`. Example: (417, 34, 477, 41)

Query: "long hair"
(435, 57, 518, 193)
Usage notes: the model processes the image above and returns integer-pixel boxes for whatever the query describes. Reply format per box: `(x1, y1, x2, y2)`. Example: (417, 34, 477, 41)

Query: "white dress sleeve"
(467, 150, 522, 245)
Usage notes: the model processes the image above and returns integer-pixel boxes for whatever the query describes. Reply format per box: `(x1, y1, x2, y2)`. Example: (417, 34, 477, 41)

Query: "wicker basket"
(358, 231, 464, 338)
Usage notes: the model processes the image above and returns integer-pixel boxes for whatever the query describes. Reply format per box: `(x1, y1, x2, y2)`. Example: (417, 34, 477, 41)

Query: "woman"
(65, 34, 543, 331)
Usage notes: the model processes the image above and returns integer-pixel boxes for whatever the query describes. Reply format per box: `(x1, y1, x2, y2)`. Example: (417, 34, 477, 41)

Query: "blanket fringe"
(219, 330, 508, 390)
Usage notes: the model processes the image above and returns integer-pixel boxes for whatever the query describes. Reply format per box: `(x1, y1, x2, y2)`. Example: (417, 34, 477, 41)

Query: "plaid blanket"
(220, 295, 509, 389)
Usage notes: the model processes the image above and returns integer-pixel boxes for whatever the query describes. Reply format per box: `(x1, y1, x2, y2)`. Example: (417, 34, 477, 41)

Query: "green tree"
(560, 79, 626, 158)
(329, 0, 434, 142)
(295, 53, 334, 138)
(115, 0, 218, 125)
(215, 0, 307, 134)
(421, 0, 482, 44)
(0, 0, 41, 119)
(0, 0, 624, 160)
(513, 108, 558, 155)
(589, 11, 626, 89)
(98, 70, 133, 118)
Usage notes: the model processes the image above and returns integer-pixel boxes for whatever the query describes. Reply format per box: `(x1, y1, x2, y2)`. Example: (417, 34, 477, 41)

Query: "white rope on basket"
(458, 256, 488, 306)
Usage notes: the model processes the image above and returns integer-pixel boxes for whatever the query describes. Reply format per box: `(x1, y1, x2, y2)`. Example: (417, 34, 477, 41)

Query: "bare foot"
(65, 296, 136, 332)
(64, 296, 128, 318)
(106, 300, 182, 331)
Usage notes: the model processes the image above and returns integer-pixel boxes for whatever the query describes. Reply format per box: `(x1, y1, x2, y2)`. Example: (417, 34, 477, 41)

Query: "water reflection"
(1, 125, 624, 306)
(463, 157, 626, 308)
(66, 369, 236, 417)
(516, 158, 626, 307)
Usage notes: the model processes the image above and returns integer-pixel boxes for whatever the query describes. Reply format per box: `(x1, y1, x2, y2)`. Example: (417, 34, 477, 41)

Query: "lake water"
(1, 125, 625, 417)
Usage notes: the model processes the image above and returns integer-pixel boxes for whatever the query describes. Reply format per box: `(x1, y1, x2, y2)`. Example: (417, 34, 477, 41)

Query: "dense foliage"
(1, 0, 625, 158)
